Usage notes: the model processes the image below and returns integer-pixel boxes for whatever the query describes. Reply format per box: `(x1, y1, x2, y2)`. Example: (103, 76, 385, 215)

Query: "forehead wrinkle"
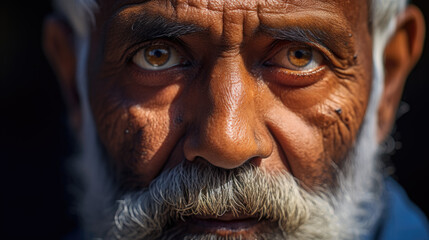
(171, 0, 310, 12)
(168, 0, 338, 37)
(163, 0, 273, 48)
(109, 0, 354, 57)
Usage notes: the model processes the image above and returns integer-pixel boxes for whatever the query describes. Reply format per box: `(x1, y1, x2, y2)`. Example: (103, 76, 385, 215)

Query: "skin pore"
(43, 0, 426, 238)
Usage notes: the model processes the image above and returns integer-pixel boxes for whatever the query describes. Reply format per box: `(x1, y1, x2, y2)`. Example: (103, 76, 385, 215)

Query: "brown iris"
(287, 47, 312, 68)
(144, 45, 170, 67)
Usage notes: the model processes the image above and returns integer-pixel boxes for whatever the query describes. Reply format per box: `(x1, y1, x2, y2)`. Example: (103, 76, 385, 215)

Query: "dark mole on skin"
(335, 108, 342, 114)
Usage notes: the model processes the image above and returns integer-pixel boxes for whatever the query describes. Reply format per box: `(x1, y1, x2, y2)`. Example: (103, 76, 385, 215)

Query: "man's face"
(85, 0, 373, 237)
(89, 0, 372, 187)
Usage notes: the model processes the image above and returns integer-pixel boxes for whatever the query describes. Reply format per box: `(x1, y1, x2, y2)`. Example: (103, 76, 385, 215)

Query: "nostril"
(182, 123, 274, 170)
(186, 156, 211, 166)
(188, 156, 263, 170)
(247, 157, 263, 167)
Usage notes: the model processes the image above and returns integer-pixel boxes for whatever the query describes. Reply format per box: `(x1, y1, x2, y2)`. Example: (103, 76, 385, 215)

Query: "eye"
(132, 44, 187, 70)
(268, 45, 324, 71)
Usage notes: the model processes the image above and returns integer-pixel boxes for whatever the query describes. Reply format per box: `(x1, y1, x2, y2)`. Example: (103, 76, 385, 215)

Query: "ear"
(377, 5, 425, 143)
(43, 15, 81, 132)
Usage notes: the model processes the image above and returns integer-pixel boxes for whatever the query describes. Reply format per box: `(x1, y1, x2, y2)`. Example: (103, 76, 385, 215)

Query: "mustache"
(107, 161, 336, 240)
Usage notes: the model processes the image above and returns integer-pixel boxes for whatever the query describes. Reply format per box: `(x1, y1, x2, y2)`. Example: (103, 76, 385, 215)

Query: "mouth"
(182, 213, 268, 237)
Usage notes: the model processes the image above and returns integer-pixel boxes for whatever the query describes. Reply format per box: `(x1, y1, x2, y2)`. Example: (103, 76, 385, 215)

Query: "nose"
(183, 56, 273, 169)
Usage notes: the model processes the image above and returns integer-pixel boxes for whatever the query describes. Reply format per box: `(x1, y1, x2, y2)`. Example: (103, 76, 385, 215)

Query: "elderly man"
(43, 0, 428, 239)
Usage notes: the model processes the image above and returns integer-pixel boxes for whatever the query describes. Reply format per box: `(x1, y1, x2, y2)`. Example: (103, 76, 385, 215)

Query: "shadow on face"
(42, 0, 425, 238)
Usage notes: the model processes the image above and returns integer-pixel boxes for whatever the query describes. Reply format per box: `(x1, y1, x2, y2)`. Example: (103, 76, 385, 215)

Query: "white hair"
(54, 0, 409, 239)
(53, 0, 97, 38)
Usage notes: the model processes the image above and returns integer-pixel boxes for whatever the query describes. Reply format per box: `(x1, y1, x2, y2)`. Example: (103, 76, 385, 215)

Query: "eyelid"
(272, 45, 323, 72)
(302, 42, 348, 69)
(261, 41, 329, 87)
(267, 42, 314, 60)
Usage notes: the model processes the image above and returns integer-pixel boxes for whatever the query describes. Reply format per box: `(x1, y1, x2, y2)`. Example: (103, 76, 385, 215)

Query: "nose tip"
(184, 118, 273, 169)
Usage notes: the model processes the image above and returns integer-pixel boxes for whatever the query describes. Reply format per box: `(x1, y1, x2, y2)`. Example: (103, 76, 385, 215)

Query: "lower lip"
(186, 216, 261, 235)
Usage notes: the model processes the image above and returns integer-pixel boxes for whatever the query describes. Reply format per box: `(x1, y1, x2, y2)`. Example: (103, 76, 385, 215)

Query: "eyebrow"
(128, 14, 204, 43)
(106, 6, 354, 63)
(260, 25, 329, 46)
(104, 11, 205, 63)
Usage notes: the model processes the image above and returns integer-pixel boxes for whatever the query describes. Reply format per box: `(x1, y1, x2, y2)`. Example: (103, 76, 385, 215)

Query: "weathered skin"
(87, 0, 372, 190)
(43, 0, 426, 237)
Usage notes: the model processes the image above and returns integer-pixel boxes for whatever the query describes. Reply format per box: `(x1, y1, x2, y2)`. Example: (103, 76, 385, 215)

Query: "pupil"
(287, 47, 312, 68)
(144, 46, 170, 67)
(154, 50, 162, 58)
(295, 50, 304, 59)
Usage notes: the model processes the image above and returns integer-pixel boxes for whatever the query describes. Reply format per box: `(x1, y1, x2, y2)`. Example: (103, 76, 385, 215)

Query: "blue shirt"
(370, 178, 429, 240)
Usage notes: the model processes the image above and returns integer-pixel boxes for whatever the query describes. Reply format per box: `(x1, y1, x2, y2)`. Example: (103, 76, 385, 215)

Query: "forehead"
(98, 0, 368, 33)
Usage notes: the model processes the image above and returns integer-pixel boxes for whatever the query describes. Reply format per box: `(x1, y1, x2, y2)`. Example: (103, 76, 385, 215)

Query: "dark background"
(1, 1, 428, 238)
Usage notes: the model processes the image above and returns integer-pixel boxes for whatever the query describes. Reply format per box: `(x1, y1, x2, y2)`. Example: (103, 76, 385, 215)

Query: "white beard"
(70, 102, 384, 240)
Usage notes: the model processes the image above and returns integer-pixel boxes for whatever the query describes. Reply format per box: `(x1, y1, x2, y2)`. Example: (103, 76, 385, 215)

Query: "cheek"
(120, 107, 174, 188)
(90, 76, 186, 189)
(266, 69, 371, 186)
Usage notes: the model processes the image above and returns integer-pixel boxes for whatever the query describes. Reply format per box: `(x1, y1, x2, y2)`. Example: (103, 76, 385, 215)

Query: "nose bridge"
(184, 56, 272, 169)
(209, 57, 249, 139)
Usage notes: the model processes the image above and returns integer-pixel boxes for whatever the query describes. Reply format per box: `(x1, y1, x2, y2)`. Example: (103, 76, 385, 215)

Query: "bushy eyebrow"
(260, 25, 329, 46)
(128, 14, 204, 43)
(105, 11, 205, 63)
(106, 6, 354, 63)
